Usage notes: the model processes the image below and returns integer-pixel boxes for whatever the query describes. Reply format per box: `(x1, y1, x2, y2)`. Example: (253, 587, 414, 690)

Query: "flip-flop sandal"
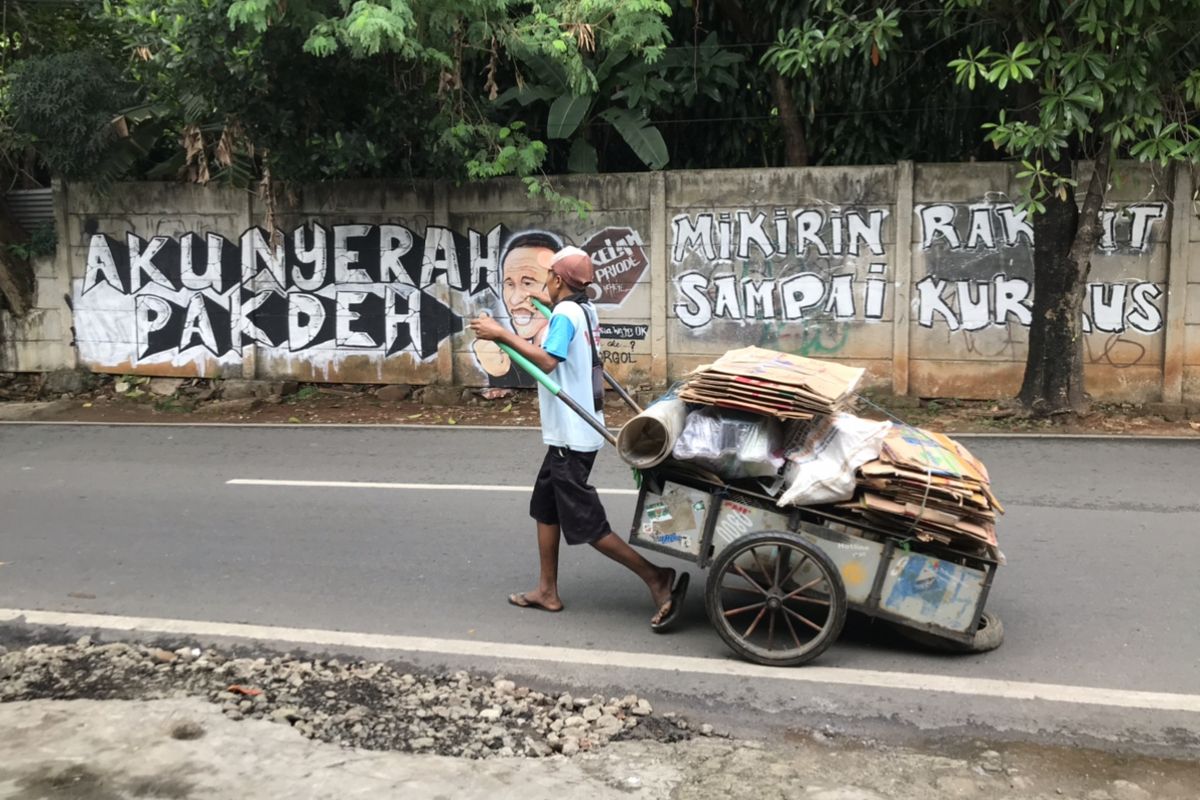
(508, 593, 562, 613)
(650, 572, 690, 633)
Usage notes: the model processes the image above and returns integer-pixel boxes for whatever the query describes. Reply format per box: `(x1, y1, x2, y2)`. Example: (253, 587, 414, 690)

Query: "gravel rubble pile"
(0, 638, 701, 759)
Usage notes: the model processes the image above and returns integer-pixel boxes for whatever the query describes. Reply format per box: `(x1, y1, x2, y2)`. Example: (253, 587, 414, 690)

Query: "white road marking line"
(226, 478, 639, 496)
(4, 420, 1194, 441)
(2, 608, 1197, 714)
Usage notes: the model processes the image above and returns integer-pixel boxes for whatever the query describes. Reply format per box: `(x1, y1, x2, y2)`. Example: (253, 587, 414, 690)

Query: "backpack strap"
(582, 305, 601, 368)
(558, 298, 601, 367)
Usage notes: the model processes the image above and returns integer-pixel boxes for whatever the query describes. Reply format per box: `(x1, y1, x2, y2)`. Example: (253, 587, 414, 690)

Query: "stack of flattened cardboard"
(844, 426, 1004, 554)
(679, 347, 865, 419)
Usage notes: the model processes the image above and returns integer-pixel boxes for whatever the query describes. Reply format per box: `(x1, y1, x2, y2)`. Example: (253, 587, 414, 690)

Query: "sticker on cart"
(656, 533, 692, 549)
(641, 522, 655, 535)
(693, 500, 706, 513)
(646, 502, 672, 523)
(881, 552, 985, 632)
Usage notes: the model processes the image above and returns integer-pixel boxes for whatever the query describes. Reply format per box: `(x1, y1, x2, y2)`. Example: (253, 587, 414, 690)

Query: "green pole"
(530, 298, 643, 414)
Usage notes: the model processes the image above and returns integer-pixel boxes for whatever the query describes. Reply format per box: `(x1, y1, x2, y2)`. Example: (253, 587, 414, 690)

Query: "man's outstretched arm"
(468, 315, 562, 374)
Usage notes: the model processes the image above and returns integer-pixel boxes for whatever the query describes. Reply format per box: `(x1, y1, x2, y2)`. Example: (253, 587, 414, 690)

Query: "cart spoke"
(749, 548, 774, 588)
(722, 600, 766, 618)
(779, 553, 809, 590)
(767, 608, 777, 650)
(720, 582, 767, 595)
(732, 565, 769, 595)
(773, 546, 783, 591)
(782, 608, 804, 649)
(784, 606, 825, 633)
(743, 606, 768, 638)
(783, 576, 827, 602)
(786, 594, 831, 607)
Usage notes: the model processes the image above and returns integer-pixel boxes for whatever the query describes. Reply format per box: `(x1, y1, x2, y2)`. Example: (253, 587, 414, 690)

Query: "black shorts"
(529, 446, 612, 545)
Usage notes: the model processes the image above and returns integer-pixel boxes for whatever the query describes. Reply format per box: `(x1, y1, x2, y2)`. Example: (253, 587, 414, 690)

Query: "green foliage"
(548, 95, 592, 139)
(599, 108, 668, 169)
(767, 1, 1200, 212)
(4, 223, 56, 260)
(0, 2, 130, 187)
(5, 51, 133, 180)
(91, 0, 677, 202)
(567, 137, 598, 172)
(497, 30, 744, 173)
(768, 7, 903, 75)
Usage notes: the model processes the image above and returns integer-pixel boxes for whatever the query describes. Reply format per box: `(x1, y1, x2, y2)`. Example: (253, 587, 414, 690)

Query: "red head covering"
(550, 246, 594, 290)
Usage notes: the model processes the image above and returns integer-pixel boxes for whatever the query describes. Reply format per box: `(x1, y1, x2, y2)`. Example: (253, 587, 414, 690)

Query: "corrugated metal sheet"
(4, 188, 55, 232)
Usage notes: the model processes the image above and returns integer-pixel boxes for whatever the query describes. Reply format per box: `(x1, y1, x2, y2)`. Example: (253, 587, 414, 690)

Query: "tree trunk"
(1017, 144, 1112, 414)
(21, 147, 39, 189)
(711, 0, 808, 167)
(769, 71, 808, 166)
(0, 199, 33, 317)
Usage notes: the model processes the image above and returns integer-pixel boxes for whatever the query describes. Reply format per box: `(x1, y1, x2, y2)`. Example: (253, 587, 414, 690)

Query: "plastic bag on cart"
(671, 408, 784, 479)
(777, 413, 891, 507)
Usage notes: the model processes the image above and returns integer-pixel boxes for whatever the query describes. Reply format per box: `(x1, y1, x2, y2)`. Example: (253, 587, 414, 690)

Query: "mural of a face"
(502, 244, 553, 340)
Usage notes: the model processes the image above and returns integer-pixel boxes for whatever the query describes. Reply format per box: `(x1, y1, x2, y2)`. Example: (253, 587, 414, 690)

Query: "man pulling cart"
(470, 245, 1004, 665)
(468, 246, 690, 631)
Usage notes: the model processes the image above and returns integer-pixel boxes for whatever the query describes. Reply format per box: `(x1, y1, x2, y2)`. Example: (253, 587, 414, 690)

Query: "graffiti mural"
(77, 224, 484, 370)
(667, 201, 1168, 353)
(470, 230, 558, 389)
(466, 226, 649, 388)
(915, 201, 1168, 335)
(73, 222, 649, 380)
(670, 207, 890, 333)
(65, 176, 1173, 394)
(583, 227, 649, 306)
(597, 322, 648, 367)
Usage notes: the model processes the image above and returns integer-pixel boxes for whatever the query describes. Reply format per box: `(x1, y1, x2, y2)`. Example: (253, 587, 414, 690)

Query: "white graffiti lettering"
(671, 206, 888, 263)
(920, 202, 1165, 252)
(915, 274, 1163, 333)
(674, 271, 869, 327)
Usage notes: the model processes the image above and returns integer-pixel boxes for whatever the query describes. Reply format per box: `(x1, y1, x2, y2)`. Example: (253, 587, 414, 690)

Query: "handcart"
(496, 303, 1002, 668)
(628, 460, 1002, 666)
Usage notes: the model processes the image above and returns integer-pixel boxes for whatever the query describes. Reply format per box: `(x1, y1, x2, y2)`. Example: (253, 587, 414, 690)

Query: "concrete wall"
(0, 181, 75, 373)
(4, 163, 1197, 403)
(908, 162, 1172, 402)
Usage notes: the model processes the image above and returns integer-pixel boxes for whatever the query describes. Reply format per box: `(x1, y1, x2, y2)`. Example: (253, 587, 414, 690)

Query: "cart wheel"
(704, 530, 846, 667)
(893, 611, 1004, 654)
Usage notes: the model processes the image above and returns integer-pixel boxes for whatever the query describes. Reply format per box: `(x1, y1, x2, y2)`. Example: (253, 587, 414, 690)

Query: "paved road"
(2, 423, 1198, 752)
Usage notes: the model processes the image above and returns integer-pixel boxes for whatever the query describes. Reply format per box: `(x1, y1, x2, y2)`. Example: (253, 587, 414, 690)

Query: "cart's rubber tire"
(894, 611, 1004, 654)
(704, 530, 847, 667)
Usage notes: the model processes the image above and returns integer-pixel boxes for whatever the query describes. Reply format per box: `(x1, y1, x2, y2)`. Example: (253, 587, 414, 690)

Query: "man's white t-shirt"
(538, 300, 605, 452)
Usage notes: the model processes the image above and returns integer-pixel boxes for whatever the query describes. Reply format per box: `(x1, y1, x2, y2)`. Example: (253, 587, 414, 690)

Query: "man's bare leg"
(511, 521, 564, 611)
(591, 532, 675, 617)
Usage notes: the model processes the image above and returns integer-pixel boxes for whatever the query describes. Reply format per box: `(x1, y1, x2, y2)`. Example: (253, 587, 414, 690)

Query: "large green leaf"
(599, 108, 669, 170)
(493, 85, 557, 107)
(596, 45, 631, 83)
(547, 94, 592, 139)
(514, 52, 572, 95)
(567, 138, 598, 173)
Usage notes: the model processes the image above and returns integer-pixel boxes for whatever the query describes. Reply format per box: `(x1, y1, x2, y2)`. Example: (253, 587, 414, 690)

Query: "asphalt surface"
(1, 423, 1198, 753)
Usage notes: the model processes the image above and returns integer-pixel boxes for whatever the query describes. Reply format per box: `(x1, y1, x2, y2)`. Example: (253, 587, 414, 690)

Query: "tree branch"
(1069, 136, 1112, 280)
